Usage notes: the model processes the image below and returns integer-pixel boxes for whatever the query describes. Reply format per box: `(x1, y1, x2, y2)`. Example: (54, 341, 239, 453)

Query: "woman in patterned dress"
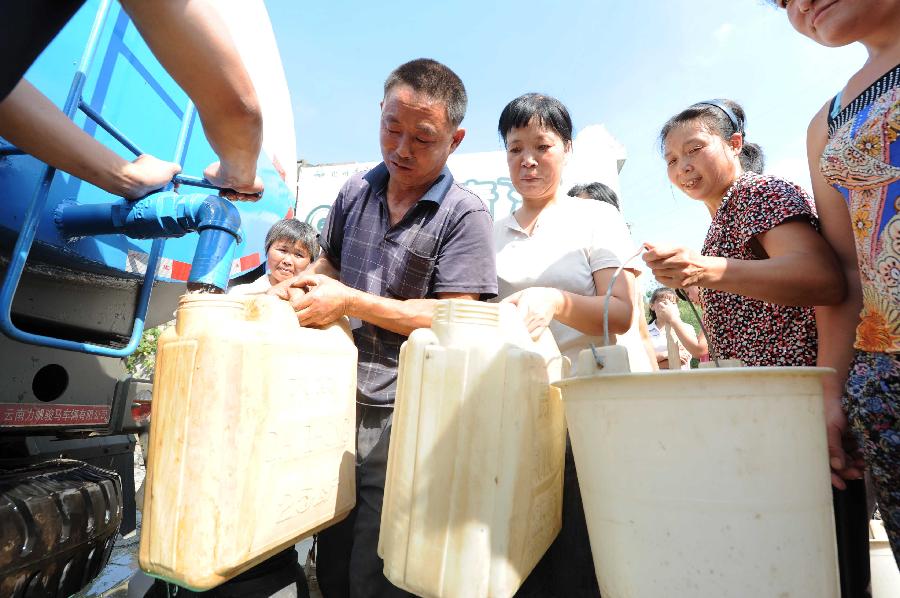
(642, 98, 844, 368)
(643, 97, 873, 595)
(774, 0, 900, 565)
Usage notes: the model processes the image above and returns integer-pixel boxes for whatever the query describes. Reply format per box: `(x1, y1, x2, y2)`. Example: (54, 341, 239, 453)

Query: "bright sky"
(266, 0, 866, 272)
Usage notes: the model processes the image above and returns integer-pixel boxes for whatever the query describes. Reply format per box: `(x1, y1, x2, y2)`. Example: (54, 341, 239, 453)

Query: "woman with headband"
(643, 98, 843, 367)
(641, 97, 874, 595)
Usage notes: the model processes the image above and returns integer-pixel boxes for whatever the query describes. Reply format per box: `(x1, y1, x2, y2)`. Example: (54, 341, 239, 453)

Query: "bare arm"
(807, 104, 865, 489)
(0, 80, 181, 198)
(120, 0, 263, 193)
(643, 216, 846, 307)
(503, 268, 636, 340)
(269, 255, 478, 335)
(656, 301, 707, 358)
(346, 292, 478, 336)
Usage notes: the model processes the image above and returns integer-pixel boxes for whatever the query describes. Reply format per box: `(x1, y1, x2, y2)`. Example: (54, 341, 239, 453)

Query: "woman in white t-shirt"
(494, 93, 646, 597)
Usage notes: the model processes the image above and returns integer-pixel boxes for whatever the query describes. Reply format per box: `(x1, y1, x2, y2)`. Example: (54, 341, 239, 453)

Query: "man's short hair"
(567, 181, 620, 211)
(264, 218, 319, 261)
(384, 58, 467, 127)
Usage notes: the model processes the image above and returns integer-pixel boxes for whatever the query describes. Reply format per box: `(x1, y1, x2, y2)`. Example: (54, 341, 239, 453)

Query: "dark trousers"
(515, 440, 600, 598)
(316, 405, 416, 598)
(147, 548, 309, 597)
(833, 479, 871, 598)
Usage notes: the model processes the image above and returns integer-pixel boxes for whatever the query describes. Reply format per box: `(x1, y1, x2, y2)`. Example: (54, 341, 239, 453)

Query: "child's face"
(266, 239, 311, 284)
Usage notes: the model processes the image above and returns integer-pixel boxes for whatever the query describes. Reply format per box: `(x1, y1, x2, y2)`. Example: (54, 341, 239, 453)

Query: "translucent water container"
(139, 294, 357, 590)
(378, 299, 567, 598)
(554, 345, 839, 597)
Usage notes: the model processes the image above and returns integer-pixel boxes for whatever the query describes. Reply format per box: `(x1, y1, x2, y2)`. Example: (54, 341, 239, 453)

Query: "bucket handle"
(596, 246, 721, 369)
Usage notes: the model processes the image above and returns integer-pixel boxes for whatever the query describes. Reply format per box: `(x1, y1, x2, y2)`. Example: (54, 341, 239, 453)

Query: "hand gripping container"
(554, 345, 839, 598)
(139, 294, 357, 590)
(379, 299, 567, 598)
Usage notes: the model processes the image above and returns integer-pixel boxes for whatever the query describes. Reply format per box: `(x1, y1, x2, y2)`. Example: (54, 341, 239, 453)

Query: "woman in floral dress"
(643, 96, 873, 594)
(642, 98, 844, 367)
(774, 0, 900, 565)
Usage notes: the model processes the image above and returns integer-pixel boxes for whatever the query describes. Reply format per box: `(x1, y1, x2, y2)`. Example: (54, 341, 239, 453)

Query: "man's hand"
(121, 154, 182, 200)
(643, 243, 716, 288)
(267, 275, 307, 306)
(502, 287, 563, 340)
(285, 273, 357, 328)
(204, 160, 264, 201)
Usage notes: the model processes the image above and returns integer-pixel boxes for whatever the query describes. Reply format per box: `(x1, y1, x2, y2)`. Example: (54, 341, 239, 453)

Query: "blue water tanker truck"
(0, 2, 297, 594)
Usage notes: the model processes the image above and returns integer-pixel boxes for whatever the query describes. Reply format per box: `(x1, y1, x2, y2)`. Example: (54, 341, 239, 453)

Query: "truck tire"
(0, 459, 123, 598)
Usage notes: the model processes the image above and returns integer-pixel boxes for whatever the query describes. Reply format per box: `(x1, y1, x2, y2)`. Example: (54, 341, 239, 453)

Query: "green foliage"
(125, 326, 162, 377)
(678, 300, 703, 334)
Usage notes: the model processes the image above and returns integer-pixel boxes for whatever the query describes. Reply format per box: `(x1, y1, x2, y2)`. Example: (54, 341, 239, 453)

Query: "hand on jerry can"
(269, 273, 355, 328)
(502, 286, 564, 341)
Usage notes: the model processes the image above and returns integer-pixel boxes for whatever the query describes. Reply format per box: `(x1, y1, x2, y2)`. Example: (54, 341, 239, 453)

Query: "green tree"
(124, 326, 163, 378)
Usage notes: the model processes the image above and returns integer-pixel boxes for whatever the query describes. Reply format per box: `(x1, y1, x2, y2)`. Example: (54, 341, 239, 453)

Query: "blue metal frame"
(0, 0, 187, 357)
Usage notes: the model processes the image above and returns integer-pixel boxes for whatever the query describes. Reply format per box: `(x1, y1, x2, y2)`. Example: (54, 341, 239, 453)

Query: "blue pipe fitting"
(57, 192, 243, 290)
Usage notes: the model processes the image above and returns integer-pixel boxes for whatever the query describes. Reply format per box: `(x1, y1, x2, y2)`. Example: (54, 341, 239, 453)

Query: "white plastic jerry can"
(379, 299, 567, 598)
(140, 294, 358, 590)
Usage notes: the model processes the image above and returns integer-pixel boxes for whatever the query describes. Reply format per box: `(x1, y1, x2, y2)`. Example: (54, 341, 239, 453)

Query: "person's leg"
(515, 439, 599, 598)
(545, 442, 601, 598)
(146, 549, 309, 597)
(315, 508, 356, 598)
(347, 407, 416, 598)
(844, 350, 900, 567)
(831, 480, 871, 597)
(316, 404, 367, 598)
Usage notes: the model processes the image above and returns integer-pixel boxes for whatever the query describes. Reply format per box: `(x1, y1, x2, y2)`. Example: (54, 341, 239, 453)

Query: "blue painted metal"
(57, 192, 242, 290)
(78, 99, 143, 156)
(0, 0, 294, 355)
(0, 0, 157, 357)
(0, 143, 25, 156)
(173, 174, 220, 191)
(0, 2, 290, 280)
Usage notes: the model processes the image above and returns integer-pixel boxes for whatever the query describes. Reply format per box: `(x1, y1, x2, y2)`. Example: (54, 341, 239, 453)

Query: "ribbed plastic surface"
(379, 299, 566, 598)
(139, 294, 357, 590)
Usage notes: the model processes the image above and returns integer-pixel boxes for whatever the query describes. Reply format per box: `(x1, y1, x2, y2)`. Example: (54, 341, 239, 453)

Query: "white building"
(295, 124, 627, 232)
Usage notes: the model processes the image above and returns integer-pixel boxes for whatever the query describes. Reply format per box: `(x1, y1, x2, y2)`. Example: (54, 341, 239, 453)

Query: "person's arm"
(276, 206, 497, 334)
(636, 297, 660, 371)
(643, 215, 846, 307)
(655, 300, 707, 358)
(120, 0, 263, 194)
(502, 268, 636, 340)
(276, 266, 479, 334)
(0, 80, 181, 199)
(807, 104, 865, 489)
(269, 254, 472, 335)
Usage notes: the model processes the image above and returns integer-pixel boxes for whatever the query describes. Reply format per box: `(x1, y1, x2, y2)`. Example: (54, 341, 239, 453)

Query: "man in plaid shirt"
(272, 58, 497, 597)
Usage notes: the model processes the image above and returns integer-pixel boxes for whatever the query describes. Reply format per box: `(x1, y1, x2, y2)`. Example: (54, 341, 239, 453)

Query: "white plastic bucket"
(554, 346, 839, 597)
